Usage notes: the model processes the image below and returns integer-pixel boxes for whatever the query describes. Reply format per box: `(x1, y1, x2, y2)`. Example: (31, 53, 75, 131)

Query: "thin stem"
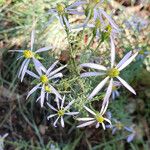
(86, 35, 95, 50)
(63, 16, 79, 75)
(95, 39, 102, 51)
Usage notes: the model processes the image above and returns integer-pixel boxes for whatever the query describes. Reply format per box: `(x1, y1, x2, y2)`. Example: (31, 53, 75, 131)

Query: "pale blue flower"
(10, 30, 52, 82)
(48, 1, 86, 30)
(136, 49, 150, 60)
(111, 81, 121, 100)
(77, 0, 119, 38)
(47, 96, 79, 128)
(26, 61, 67, 107)
(77, 101, 111, 130)
(80, 37, 138, 104)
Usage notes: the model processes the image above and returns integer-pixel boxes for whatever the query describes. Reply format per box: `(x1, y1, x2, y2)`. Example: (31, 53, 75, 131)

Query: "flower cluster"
(10, 0, 139, 130)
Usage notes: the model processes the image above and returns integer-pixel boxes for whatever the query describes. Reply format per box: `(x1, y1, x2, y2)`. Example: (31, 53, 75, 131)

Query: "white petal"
(49, 84, 62, 99)
(17, 56, 23, 61)
(61, 96, 65, 109)
(35, 46, 52, 53)
(65, 112, 79, 115)
(110, 36, 115, 68)
(48, 65, 67, 77)
(99, 9, 119, 31)
(76, 118, 95, 121)
(26, 83, 41, 99)
(26, 70, 39, 79)
(80, 63, 107, 71)
(9, 50, 24, 53)
(49, 73, 63, 80)
(40, 85, 45, 107)
(21, 59, 30, 82)
(102, 122, 106, 130)
(96, 122, 100, 128)
(77, 120, 95, 128)
(63, 16, 71, 30)
(46, 61, 59, 75)
(18, 59, 28, 77)
(30, 30, 35, 51)
(32, 58, 46, 75)
(116, 51, 132, 68)
(47, 114, 57, 120)
(88, 76, 109, 99)
(53, 117, 60, 127)
(102, 78, 113, 107)
(117, 76, 136, 95)
(64, 100, 74, 110)
(104, 118, 112, 125)
(100, 100, 109, 116)
(118, 52, 138, 71)
(47, 102, 58, 112)
(84, 106, 96, 116)
(55, 97, 60, 109)
(61, 117, 65, 128)
(81, 72, 105, 78)
(67, 1, 87, 9)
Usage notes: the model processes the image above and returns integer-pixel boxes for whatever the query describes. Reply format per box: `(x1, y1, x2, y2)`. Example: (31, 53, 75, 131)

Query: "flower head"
(47, 96, 79, 127)
(10, 30, 52, 82)
(48, 1, 85, 30)
(77, 0, 119, 39)
(26, 61, 67, 107)
(77, 101, 111, 130)
(80, 37, 138, 105)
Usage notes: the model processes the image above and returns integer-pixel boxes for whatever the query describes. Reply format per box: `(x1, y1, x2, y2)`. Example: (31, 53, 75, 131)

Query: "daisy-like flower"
(26, 61, 67, 107)
(48, 1, 86, 30)
(136, 49, 150, 60)
(79, 0, 119, 35)
(77, 102, 111, 130)
(111, 81, 121, 100)
(125, 126, 136, 143)
(10, 30, 52, 82)
(47, 96, 79, 128)
(80, 37, 138, 104)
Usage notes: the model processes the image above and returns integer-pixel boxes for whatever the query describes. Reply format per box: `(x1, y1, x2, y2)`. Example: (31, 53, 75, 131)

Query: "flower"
(136, 49, 150, 60)
(26, 61, 67, 107)
(48, 1, 85, 30)
(47, 96, 79, 128)
(80, 37, 138, 104)
(77, 101, 111, 130)
(78, 0, 119, 37)
(10, 30, 52, 82)
(111, 81, 121, 100)
(124, 126, 136, 143)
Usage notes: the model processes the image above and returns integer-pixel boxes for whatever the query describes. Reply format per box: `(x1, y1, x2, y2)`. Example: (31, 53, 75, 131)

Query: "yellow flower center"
(105, 25, 112, 33)
(139, 50, 144, 55)
(107, 68, 120, 78)
(40, 75, 48, 84)
(23, 50, 34, 59)
(116, 122, 123, 130)
(95, 19, 101, 28)
(44, 85, 51, 93)
(57, 109, 65, 116)
(56, 3, 65, 14)
(95, 114, 104, 123)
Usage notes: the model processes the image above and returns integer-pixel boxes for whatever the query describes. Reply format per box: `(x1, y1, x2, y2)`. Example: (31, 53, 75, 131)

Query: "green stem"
(95, 39, 102, 51)
(86, 35, 95, 50)
(63, 18, 79, 75)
